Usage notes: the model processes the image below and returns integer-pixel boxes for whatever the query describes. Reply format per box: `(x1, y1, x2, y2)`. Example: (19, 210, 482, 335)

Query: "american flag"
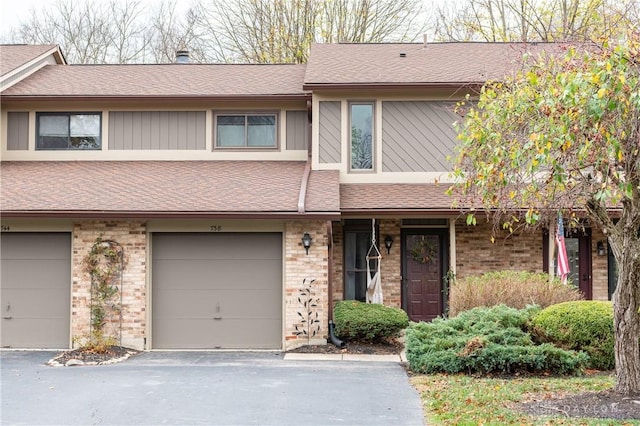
(556, 214, 570, 282)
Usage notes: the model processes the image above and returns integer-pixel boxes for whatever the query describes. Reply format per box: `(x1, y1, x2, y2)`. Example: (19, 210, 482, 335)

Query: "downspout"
(297, 99, 313, 214)
(327, 220, 344, 347)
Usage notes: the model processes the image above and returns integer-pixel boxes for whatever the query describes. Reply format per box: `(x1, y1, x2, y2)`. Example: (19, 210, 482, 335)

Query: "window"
(215, 113, 277, 148)
(344, 220, 377, 301)
(36, 113, 101, 150)
(350, 102, 373, 170)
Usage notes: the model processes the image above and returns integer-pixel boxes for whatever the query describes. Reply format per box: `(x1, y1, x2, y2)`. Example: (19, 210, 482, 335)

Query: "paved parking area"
(1, 351, 425, 425)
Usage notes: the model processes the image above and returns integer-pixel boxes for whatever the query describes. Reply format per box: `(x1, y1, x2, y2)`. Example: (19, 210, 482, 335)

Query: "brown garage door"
(152, 233, 282, 349)
(1, 233, 71, 348)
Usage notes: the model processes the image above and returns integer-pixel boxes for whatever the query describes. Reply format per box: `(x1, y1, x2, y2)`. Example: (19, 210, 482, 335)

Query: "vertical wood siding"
(109, 111, 206, 150)
(318, 101, 341, 163)
(286, 110, 308, 150)
(7, 112, 29, 151)
(382, 101, 458, 172)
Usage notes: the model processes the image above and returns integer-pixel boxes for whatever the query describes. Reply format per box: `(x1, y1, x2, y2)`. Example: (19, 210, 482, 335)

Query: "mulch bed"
(287, 339, 404, 355)
(47, 345, 140, 367)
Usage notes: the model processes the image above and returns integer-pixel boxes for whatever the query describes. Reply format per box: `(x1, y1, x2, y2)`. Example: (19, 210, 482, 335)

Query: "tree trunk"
(611, 235, 640, 395)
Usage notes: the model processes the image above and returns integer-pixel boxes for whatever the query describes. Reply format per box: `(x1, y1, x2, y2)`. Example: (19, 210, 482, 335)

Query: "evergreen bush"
(333, 300, 409, 342)
(405, 304, 588, 374)
(530, 301, 616, 370)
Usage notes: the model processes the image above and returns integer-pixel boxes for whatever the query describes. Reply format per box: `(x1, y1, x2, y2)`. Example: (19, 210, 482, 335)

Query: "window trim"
(213, 111, 280, 150)
(35, 112, 102, 151)
(348, 101, 375, 172)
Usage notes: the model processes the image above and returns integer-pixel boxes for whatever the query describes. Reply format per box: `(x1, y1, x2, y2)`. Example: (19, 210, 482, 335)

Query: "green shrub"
(530, 301, 615, 370)
(449, 271, 583, 316)
(405, 304, 588, 375)
(333, 300, 409, 342)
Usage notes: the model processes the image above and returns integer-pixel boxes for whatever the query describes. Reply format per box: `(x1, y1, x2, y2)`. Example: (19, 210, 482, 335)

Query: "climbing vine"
(81, 237, 125, 352)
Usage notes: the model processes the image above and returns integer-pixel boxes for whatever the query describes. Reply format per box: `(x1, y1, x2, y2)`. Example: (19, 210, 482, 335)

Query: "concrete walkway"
(1, 350, 424, 426)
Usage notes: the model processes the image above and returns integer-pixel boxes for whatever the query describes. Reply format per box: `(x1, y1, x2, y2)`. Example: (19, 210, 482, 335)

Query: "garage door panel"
(153, 319, 281, 349)
(153, 233, 282, 261)
(1, 289, 70, 317)
(152, 232, 282, 349)
(154, 260, 281, 290)
(2, 318, 69, 348)
(1, 233, 71, 260)
(2, 259, 72, 289)
(154, 289, 280, 318)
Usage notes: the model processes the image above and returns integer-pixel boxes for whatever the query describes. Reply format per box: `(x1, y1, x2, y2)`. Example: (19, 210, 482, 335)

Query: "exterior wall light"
(384, 235, 394, 254)
(302, 232, 312, 254)
(597, 240, 605, 256)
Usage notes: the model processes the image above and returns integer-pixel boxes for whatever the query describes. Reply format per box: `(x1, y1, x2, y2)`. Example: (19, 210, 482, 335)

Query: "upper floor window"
(350, 102, 373, 170)
(36, 113, 101, 150)
(215, 113, 277, 148)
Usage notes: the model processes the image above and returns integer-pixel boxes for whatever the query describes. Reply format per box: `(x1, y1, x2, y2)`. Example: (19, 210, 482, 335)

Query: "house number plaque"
(210, 225, 222, 232)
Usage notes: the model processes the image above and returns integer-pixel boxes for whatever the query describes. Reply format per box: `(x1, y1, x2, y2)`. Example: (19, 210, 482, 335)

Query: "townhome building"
(0, 42, 616, 351)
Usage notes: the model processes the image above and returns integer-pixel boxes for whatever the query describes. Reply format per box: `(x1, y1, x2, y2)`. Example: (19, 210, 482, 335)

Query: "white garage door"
(152, 233, 282, 349)
(1, 233, 71, 348)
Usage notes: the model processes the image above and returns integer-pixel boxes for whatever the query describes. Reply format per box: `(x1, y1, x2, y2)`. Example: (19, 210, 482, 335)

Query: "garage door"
(152, 233, 282, 349)
(1, 233, 71, 348)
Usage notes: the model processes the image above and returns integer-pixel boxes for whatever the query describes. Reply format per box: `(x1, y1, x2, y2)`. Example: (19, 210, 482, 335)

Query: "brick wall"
(379, 219, 402, 308)
(284, 220, 329, 350)
(455, 219, 544, 278)
(72, 221, 146, 350)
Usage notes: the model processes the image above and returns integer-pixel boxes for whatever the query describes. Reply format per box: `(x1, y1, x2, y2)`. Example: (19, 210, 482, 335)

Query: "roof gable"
(0, 44, 66, 90)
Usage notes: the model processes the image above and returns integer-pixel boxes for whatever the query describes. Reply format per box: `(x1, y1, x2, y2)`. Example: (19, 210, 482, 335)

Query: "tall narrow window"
(350, 103, 373, 170)
(37, 113, 101, 150)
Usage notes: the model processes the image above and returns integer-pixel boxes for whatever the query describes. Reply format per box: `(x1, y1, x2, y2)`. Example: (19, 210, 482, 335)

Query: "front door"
(402, 231, 447, 322)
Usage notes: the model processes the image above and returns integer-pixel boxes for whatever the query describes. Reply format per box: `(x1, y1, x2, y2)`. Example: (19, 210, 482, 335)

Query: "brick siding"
(72, 221, 147, 350)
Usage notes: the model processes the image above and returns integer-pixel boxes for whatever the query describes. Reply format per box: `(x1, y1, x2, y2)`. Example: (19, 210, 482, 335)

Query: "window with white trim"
(215, 113, 277, 148)
(350, 102, 374, 170)
(36, 113, 102, 150)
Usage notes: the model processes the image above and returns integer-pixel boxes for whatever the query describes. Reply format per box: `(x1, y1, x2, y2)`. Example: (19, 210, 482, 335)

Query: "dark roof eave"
(0, 94, 312, 102)
(340, 208, 459, 217)
(0, 210, 340, 220)
(302, 82, 485, 91)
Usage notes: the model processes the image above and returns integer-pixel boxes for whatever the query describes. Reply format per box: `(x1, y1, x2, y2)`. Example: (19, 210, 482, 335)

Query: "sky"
(0, 0, 186, 36)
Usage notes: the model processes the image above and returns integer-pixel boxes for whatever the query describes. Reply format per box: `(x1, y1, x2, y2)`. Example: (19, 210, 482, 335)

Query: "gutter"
(0, 211, 341, 220)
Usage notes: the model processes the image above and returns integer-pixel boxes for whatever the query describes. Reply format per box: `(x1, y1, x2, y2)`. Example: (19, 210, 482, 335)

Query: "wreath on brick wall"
(410, 236, 438, 264)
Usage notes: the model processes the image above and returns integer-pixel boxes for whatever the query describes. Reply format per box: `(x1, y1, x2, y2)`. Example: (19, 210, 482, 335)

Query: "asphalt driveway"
(1, 351, 425, 425)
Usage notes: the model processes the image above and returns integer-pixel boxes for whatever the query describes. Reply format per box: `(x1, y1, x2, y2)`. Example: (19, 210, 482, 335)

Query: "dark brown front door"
(544, 228, 592, 299)
(403, 231, 446, 322)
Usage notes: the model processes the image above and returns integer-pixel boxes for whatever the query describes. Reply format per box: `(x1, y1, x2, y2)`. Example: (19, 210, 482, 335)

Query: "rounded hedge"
(530, 301, 614, 370)
(333, 300, 409, 342)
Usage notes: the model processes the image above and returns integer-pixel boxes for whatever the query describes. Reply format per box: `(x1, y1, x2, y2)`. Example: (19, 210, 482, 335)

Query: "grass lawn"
(410, 372, 640, 425)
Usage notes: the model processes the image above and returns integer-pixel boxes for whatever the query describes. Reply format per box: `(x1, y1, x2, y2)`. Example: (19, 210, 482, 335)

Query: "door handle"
(582, 273, 591, 281)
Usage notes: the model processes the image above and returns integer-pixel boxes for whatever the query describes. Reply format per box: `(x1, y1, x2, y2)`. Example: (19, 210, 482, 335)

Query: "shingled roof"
(2, 63, 308, 99)
(0, 161, 340, 218)
(340, 183, 457, 214)
(304, 42, 566, 89)
(0, 44, 64, 77)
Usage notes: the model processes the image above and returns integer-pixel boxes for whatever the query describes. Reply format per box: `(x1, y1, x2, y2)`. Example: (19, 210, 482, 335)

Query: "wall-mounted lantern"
(302, 232, 312, 255)
(597, 240, 605, 256)
(384, 235, 394, 254)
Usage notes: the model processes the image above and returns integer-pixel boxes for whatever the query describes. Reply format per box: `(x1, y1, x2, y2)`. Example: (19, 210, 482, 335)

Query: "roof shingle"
(304, 42, 567, 87)
(1, 161, 340, 217)
(340, 183, 455, 213)
(2, 63, 308, 97)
